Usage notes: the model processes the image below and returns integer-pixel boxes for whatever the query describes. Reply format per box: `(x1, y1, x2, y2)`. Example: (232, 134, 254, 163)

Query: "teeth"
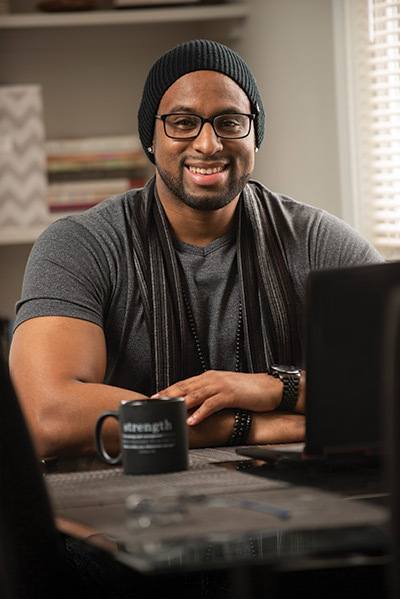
(188, 166, 225, 175)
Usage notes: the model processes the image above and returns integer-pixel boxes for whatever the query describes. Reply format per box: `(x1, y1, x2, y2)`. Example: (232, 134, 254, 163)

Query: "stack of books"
(46, 135, 149, 212)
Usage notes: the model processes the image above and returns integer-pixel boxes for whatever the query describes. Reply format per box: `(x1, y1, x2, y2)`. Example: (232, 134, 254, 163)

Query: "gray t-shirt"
(15, 180, 382, 395)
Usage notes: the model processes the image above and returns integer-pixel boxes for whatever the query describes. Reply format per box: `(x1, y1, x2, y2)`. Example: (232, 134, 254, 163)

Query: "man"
(9, 40, 382, 459)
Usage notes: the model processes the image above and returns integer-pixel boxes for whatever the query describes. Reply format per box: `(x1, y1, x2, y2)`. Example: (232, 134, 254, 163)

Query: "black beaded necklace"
(181, 285, 243, 373)
(181, 285, 252, 447)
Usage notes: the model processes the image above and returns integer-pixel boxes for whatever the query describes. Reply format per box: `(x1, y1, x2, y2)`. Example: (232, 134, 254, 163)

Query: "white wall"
(237, 0, 341, 216)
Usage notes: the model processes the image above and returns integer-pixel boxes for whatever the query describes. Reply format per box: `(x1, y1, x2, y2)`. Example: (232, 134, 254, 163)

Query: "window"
(334, 0, 400, 259)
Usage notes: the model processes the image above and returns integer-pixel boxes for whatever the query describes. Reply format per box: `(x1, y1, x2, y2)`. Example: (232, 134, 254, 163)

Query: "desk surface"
(44, 447, 390, 574)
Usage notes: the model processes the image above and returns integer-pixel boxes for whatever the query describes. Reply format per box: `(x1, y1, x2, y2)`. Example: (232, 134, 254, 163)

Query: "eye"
(168, 115, 198, 130)
(220, 117, 240, 128)
(216, 115, 245, 133)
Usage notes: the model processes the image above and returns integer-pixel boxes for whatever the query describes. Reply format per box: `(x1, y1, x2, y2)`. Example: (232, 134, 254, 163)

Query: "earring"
(255, 147, 259, 153)
(147, 146, 154, 153)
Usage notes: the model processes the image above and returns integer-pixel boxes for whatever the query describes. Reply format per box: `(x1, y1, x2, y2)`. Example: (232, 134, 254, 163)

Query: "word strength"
(123, 419, 173, 434)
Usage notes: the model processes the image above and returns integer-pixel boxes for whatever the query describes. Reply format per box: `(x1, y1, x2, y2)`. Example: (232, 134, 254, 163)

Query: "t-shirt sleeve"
(310, 209, 384, 270)
(274, 196, 385, 303)
(14, 217, 112, 330)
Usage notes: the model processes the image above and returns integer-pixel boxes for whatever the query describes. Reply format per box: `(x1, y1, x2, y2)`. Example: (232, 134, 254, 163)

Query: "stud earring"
(255, 147, 259, 153)
(147, 146, 154, 153)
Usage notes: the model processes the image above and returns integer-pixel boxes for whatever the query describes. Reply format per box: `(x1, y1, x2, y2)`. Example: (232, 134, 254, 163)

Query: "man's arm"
(10, 317, 305, 458)
(189, 409, 305, 448)
(9, 316, 147, 459)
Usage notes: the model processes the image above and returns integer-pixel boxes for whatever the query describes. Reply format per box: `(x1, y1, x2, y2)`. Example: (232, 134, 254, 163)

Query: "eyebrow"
(165, 105, 247, 115)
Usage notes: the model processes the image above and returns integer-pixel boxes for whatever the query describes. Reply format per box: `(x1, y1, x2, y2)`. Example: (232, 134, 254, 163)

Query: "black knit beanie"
(138, 39, 265, 164)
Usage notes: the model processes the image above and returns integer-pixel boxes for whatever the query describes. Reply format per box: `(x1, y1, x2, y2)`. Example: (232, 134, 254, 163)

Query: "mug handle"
(95, 410, 122, 465)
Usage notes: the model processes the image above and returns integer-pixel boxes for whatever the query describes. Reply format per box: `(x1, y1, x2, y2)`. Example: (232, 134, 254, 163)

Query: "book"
(47, 177, 147, 212)
(47, 155, 148, 174)
(48, 167, 147, 183)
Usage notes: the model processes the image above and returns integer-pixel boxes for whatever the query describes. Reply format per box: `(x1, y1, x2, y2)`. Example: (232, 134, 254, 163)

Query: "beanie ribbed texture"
(138, 39, 265, 163)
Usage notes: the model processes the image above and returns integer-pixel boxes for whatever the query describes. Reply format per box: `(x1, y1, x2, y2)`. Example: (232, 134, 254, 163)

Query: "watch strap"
(270, 365, 301, 412)
(278, 373, 300, 411)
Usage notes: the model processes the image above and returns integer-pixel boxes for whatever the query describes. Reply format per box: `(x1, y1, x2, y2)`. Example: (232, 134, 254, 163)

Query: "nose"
(192, 122, 223, 155)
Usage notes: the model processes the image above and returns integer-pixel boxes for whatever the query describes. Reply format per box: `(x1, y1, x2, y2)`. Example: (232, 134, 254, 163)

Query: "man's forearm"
(16, 378, 147, 460)
(188, 410, 305, 448)
(247, 412, 306, 445)
(188, 409, 235, 448)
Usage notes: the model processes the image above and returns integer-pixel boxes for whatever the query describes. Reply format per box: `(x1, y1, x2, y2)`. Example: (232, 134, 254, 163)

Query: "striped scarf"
(131, 177, 300, 392)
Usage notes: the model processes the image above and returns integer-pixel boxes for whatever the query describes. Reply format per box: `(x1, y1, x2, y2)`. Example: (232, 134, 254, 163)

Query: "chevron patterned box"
(0, 85, 49, 233)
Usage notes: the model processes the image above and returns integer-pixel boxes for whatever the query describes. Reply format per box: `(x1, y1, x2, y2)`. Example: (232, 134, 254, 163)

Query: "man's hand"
(152, 370, 286, 426)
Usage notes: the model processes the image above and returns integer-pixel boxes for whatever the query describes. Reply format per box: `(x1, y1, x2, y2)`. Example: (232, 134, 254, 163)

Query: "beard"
(155, 159, 251, 211)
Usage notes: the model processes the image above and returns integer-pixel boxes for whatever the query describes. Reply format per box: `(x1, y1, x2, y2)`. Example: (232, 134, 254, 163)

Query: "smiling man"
(10, 40, 382, 459)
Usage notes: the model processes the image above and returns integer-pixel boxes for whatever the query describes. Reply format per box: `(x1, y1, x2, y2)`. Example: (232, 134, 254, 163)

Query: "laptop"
(237, 261, 400, 465)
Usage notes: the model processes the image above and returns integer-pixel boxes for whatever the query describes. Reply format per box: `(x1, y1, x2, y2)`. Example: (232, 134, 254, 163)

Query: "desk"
(44, 447, 389, 584)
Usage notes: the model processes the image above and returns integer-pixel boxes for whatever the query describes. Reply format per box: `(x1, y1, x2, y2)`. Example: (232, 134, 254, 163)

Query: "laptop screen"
(305, 261, 400, 457)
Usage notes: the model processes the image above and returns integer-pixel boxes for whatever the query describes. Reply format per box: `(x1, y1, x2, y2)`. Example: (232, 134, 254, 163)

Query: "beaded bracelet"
(227, 409, 253, 446)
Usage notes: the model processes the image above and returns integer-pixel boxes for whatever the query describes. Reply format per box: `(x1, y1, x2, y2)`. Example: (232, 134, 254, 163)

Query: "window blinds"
(352, 0, 400, 258)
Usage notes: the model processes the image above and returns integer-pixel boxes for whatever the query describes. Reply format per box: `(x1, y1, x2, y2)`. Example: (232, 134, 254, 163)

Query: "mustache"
(180, 156, 232, 166)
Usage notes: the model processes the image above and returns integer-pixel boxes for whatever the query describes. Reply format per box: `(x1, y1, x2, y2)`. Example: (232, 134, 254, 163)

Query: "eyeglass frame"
(154, 112, 256, 140)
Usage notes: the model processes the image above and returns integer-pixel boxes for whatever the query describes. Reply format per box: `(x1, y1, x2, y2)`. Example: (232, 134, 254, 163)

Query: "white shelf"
(0, 3, 248, 28)
(0, 213, 73, 246)
(1, 226, 47, 246)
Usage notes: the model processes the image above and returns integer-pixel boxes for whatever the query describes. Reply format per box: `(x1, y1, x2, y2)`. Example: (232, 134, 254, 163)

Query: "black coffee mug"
(95, 397, 189, 475)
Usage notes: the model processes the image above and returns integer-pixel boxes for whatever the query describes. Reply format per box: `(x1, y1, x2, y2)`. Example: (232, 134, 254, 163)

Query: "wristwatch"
(270, 364, 301, 412)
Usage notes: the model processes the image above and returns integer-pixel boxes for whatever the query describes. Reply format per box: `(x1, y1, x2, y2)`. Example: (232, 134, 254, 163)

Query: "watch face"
(272, 365, 300, 374)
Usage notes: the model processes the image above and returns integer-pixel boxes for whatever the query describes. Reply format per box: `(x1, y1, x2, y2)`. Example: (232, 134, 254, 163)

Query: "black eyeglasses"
(155, 113, 256, 140)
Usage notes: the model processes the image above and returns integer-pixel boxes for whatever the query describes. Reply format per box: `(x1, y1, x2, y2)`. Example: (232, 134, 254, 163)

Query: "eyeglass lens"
(164, 114, 251, 139)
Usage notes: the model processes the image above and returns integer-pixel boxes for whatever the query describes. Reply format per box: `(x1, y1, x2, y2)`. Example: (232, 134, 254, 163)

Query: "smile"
(188, 165, 226, 175)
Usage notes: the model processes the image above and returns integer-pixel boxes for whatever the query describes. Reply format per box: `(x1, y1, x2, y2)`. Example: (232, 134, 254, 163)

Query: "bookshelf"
(0, 1, 249, 247)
